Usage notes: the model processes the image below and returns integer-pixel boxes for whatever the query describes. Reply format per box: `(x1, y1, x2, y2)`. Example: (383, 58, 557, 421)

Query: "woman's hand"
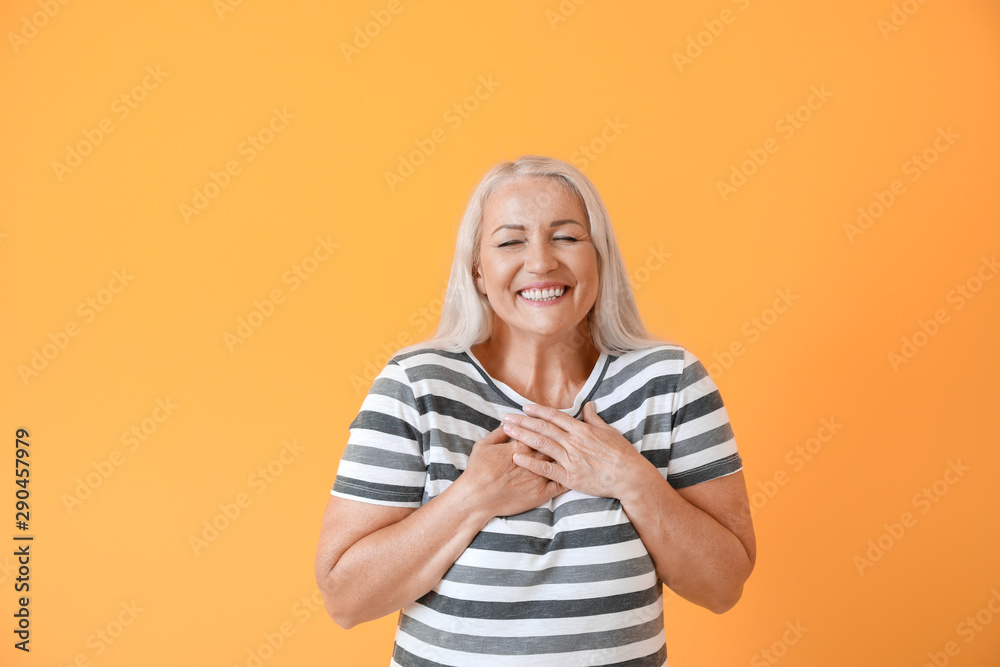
(456, 423, 568, 518)
(502, 401, 652, 499)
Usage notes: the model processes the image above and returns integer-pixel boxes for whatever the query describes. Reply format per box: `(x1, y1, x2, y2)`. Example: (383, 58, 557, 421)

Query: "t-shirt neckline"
(462, 345, 612, 418)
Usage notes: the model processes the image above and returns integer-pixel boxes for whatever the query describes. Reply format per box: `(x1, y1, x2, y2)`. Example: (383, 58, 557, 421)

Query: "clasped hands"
(500, 401, 647, 501)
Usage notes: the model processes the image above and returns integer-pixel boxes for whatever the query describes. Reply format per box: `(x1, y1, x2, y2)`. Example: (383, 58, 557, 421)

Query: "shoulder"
(606, 341, 701, 378)
(379, 346, 484, 402)
(602, 343, 719, 403)
(388, 346, 470, 375)
(610, 342, 686, 363)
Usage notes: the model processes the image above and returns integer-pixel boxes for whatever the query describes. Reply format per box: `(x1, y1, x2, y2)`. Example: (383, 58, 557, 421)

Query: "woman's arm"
(314, 486, 487, 629)
(616, 466, 755, 613)
(314, 425, 566, 628)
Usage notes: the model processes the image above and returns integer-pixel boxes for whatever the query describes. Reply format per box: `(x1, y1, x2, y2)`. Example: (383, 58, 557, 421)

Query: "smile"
(518, 286, 567, 303)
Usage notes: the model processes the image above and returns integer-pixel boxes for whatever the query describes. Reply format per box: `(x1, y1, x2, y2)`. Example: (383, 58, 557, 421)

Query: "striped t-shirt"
(332, 343, 743, 666)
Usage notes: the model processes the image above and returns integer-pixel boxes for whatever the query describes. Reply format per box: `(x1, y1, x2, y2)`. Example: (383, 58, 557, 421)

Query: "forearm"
(320, 481, 491, 628)
(618, 463, 753, 613)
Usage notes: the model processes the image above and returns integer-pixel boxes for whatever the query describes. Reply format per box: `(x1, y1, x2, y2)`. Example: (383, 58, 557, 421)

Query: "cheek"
(572, 254, 599, 284)
(483, 258, 515, 286)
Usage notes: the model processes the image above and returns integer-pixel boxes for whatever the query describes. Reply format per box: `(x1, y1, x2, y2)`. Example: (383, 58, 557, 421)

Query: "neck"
(470, 322, 601, 408)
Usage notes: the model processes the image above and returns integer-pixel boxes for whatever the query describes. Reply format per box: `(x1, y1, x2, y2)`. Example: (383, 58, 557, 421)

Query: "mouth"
(517, 285, 568, 303)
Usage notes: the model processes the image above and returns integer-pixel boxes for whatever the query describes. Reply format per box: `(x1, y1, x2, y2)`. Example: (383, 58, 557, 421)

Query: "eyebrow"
(490, 220, 585, 237)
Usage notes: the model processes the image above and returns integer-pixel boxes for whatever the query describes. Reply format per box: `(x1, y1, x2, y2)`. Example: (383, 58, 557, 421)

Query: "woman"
(315, 155, 755, 666)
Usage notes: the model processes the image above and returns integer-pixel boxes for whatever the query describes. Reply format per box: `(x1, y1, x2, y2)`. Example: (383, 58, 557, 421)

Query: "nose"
(524, 237, 559, 274)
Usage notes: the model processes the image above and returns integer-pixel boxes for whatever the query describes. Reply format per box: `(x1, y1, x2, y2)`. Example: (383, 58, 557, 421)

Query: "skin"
(314, 176, 755, 629)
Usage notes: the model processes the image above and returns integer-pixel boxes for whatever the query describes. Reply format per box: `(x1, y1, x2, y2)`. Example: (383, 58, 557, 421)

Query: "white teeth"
(519, 286, 566, 301)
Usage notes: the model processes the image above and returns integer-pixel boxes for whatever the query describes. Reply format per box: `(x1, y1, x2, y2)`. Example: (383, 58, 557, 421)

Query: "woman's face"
(475, 177, 599, 346)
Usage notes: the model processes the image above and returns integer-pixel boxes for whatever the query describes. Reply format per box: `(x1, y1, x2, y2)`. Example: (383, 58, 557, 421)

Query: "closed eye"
(498, 237, 579, 248)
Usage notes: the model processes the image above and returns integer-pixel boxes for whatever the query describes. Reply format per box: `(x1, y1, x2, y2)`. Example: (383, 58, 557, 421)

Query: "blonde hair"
(397, 155, 666, 357)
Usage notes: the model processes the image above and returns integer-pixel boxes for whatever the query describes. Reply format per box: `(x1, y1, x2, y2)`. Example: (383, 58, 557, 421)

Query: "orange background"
(2, 1, 999, 665)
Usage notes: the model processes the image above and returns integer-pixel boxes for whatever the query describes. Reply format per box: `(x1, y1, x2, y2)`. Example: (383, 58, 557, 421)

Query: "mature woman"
(315, 155, 755, 666)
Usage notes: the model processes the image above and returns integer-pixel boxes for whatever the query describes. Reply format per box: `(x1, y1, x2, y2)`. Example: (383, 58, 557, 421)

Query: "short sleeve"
(665, 348, 743, 489)
(331, 359, 426, 508)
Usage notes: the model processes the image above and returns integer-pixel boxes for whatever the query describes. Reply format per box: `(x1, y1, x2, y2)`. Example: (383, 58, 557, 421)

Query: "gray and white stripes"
(332, 344, 742, 666)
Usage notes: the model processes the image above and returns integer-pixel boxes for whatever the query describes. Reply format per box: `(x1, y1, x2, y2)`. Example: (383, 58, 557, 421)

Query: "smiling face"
(474, 176, 599, 347)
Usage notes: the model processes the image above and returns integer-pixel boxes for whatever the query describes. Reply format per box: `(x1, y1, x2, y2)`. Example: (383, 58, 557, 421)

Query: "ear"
(473, 268, 485, 295)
